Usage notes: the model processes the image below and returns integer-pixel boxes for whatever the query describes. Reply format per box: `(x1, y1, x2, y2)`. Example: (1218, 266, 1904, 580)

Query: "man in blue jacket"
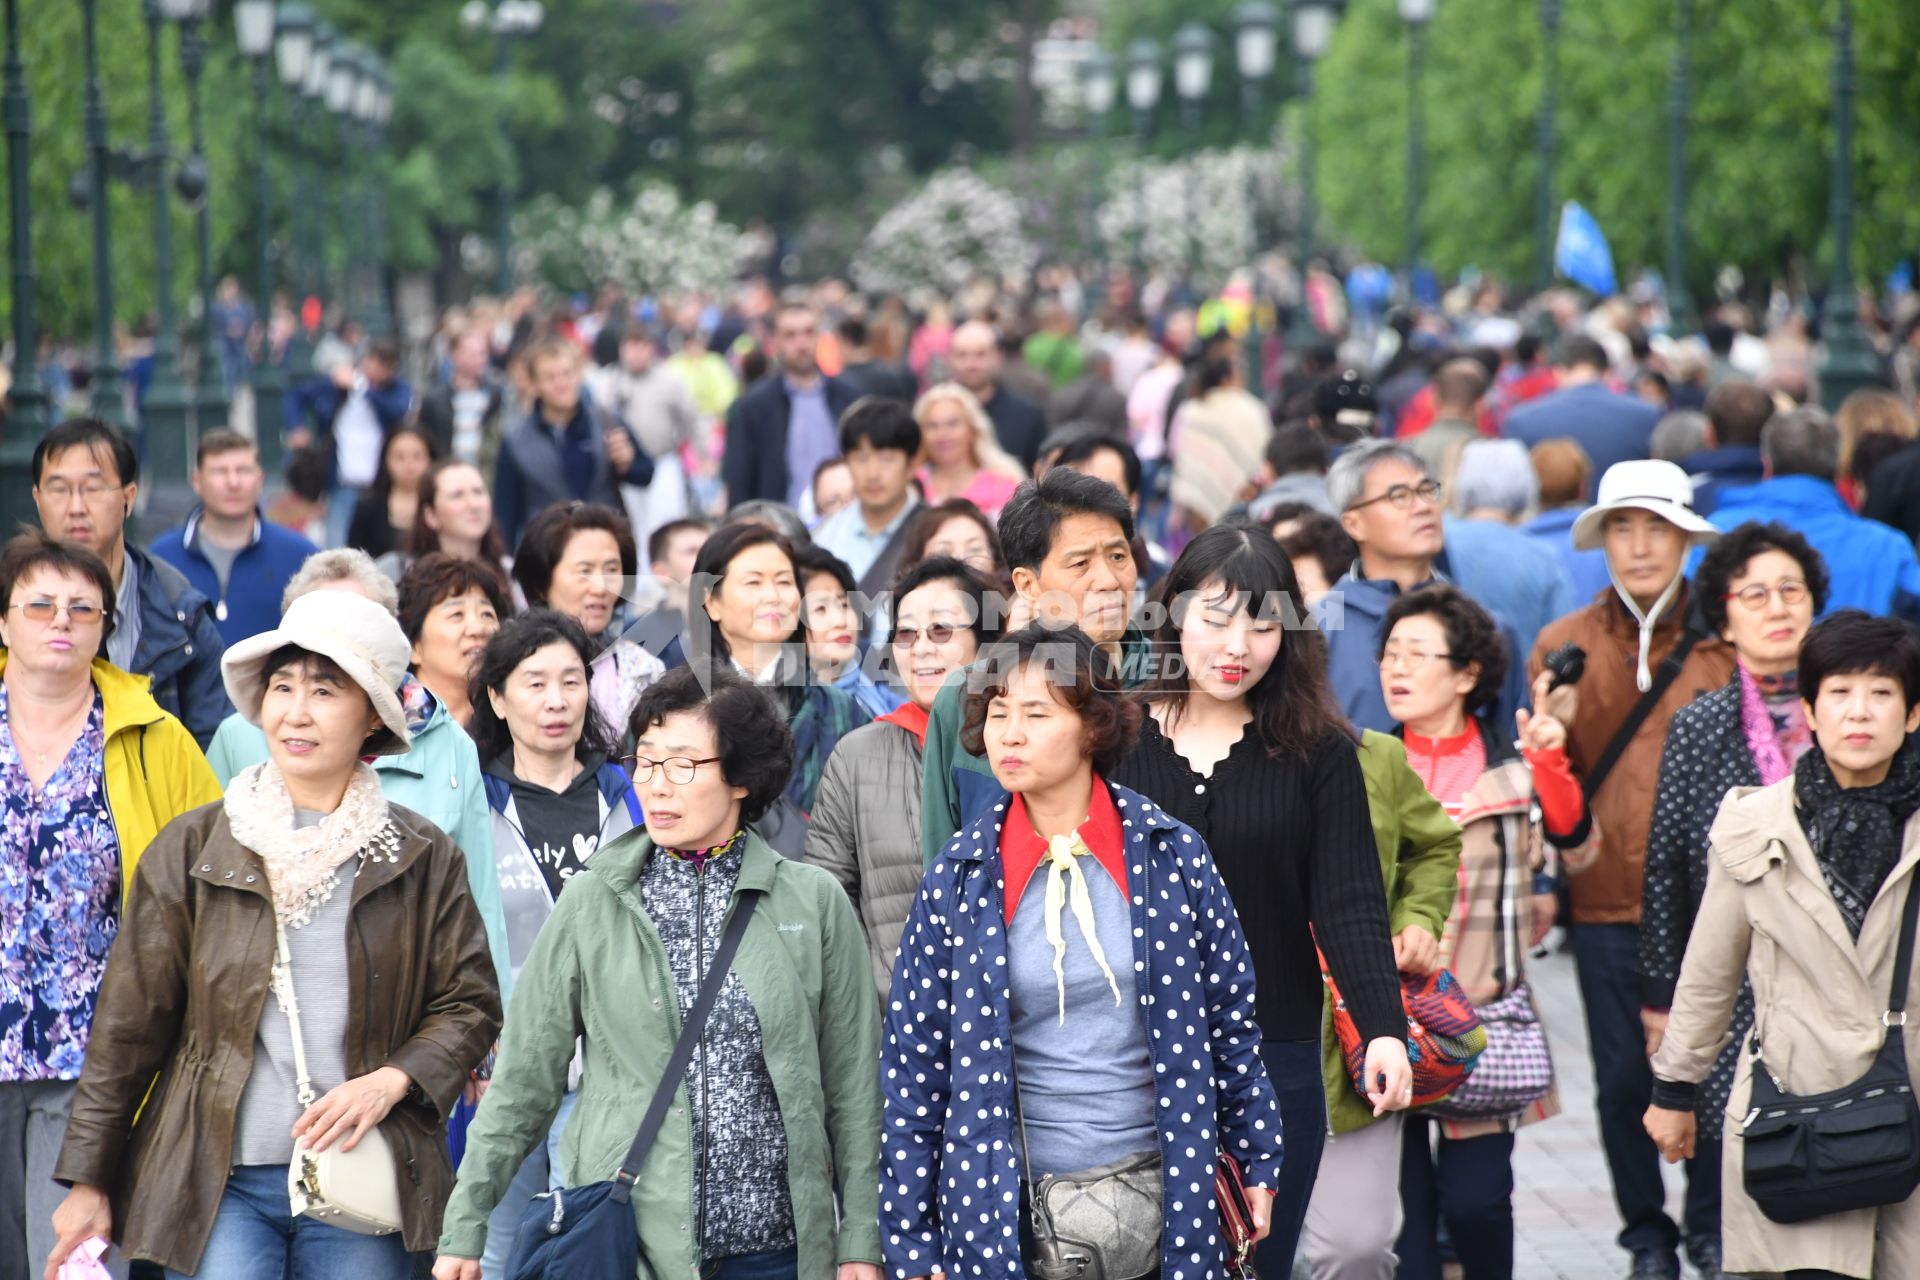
(493, 335, 654, 545)
(282, 336, 415, 548)
(1503, 334, 1659, 480)
(1709, 405, 1920, 621)
(149, 429, 318, 646)
(31, 418, 232, 746)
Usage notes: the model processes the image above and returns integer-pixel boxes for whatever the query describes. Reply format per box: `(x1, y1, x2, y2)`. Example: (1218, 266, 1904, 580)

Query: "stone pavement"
(1512, 939, 1696, 1280)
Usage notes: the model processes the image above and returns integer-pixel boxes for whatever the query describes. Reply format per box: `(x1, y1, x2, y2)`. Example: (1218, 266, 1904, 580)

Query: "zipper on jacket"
(695, 860, 710, 1251)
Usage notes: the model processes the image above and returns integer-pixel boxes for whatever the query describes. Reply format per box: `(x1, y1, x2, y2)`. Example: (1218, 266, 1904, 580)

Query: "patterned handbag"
(1323, 956, 1486, 1108)
(1424, 981, 1553, 1119)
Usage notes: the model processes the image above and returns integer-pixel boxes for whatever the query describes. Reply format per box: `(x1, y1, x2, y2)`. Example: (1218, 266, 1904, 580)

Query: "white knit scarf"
(223, 761, 401, 927)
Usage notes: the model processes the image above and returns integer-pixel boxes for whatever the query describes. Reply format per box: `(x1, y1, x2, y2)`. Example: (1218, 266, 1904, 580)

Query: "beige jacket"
(1653, 777, 1920, 1280)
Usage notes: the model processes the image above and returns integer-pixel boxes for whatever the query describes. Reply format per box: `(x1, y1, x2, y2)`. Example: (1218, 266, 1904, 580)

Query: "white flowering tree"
(852, 168, 1035, 296)
(513, 183, 748, 297)
(1096, 145, 1297, 285)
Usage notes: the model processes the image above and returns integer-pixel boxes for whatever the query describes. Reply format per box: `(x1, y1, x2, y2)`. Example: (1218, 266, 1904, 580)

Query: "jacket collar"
(181, 506, 264, 554)
(591, 823, 784, 898)
(187, 798, 437, 905)
(943, 778, 1179, 865)
(1717, 473, 1848, 518)
(0, 653, 169, 742)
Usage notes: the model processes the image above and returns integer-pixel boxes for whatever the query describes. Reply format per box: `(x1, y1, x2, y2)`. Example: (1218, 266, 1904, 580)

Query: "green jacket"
(439, 827, 883, 1277)
(1323, 730, 1463, 1135)
(919, 628, 1153, 866)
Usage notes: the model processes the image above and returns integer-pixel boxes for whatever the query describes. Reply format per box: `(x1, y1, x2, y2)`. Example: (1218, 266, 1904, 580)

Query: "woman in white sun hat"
(1525, 457, 1737, 1280)
(48, 589, 502, 1280)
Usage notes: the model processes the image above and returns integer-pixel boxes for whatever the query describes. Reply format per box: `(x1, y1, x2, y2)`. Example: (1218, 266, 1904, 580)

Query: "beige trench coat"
(1653, 777, 1920, 1280)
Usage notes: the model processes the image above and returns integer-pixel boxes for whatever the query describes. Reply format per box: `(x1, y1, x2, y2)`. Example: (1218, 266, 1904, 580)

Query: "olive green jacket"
(439, 827, 883, 1278)
(1322, 730, 1464, 1135)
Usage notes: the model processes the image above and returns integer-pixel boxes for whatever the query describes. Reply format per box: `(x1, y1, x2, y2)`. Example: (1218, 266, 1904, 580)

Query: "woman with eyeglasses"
(1638, 522, 1828, 1188)
(0, 533, 220, 1280)
(436, 665, 884, 1280)
(805, 557, 997, 998)
(466, 608, 640, 1279)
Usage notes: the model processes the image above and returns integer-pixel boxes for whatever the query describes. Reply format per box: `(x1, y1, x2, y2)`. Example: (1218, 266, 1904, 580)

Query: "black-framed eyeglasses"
(891, 622, 959, 648)
(1345, 479, 1443, 514)
(621, 755, 721, 785)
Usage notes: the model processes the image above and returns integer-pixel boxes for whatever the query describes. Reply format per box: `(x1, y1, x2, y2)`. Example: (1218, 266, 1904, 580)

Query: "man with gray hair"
(1441, 439, 1578, 659)
(1709, 405, 1920, 619)
(1648, 410, 1710, 466)
(1323, 440, 1530, 731)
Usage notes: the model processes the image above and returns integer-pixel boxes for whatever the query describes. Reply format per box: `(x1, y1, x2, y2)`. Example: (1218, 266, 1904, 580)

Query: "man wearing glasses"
(1321, 441, 1529, 734)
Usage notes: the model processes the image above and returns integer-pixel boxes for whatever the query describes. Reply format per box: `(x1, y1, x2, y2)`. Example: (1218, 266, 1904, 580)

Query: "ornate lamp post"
(1534, 0, 1561, 293)
(1233, 1, 1279, 394)
(325, 40, 362, 326)
(168, 0, 228, 430)
(296, 19, 334, 356)
(1, 0, 46, 529)
(1399, 0, 1435, 293)
(1078, 50, 1115, 262)
(464, 0, 544, 297)
(1287, 0, 1339, 349)
(80, 0, 127, 427)
(236, 0, 283, 466)
(1819, 0, 1879, 411)
(1664, 0, 1694, 332)
(142, 0, 195, 487)
(1172, 23, 1214, 283)
(1124, 37, 1162, 281)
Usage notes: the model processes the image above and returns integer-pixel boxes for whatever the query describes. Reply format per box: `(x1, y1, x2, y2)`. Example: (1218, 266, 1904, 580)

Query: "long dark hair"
(685, 522, 807, 684)
(1139, 519, 1354, 757)
(467, 608, 616, 765)
(369, 423, 440, 509)
(408, 458, 510, 563)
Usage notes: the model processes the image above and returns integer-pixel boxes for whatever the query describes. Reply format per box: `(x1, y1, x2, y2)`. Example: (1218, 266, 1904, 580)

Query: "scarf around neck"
(1738, 664, 1811, 786)
(224, 761, 402, 927)
(1794, 742, 1920, 940)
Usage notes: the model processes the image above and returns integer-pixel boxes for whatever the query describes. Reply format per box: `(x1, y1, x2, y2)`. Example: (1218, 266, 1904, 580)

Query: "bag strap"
(1581, 626, 1702, 804)
(1886, 870, 1920, 1021)
(611, 888, 761, 1204)
(272, 919, 318, 1110)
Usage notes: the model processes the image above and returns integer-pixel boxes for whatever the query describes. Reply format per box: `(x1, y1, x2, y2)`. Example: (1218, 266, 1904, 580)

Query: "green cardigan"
(439, 826, 883, 1277)
(1323, 730, 1464, 1135)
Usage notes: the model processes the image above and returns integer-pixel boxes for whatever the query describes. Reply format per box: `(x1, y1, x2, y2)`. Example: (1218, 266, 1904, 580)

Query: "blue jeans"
(480, 1088, 577, 1280)
(702, 1245, 798, 1280)
(1255, 1038, 1327, 1279)
(163, 1164, 410, 1280)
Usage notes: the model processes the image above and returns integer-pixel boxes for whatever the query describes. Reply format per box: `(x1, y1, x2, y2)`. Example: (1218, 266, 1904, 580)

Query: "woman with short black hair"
(397, 552, 511, 730)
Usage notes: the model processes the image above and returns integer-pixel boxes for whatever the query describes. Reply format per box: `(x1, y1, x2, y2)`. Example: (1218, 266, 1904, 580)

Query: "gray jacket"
(802, 719, 926, 998)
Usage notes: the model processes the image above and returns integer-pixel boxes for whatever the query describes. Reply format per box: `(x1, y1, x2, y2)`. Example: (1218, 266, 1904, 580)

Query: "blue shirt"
(1503, 381, 1660, 481)
(1523, 507, 1612, 603)
(1441, 515, 1579, 662)
(813, 494, 920, 585)
(783, 378, 838, 509)
(0, 690, 117, 1082)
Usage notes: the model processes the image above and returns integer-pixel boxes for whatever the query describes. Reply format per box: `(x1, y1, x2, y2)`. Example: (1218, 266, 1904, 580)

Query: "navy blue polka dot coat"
(877, 780, 1285, 1280)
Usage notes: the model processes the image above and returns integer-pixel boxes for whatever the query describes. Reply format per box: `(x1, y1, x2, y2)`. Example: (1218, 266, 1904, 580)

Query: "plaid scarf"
(785, 682, 867, 813)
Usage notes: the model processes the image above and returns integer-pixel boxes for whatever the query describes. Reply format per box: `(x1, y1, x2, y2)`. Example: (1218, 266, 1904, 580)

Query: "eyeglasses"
(1345, 479, 1443, 514)
(9, 599, 106, 626)
(38, 480, 119, 504)
(622, 755, 720, 785)
(1378, 648, 1455, 672)
(891, 622, 959, 648)
(1724, 579, 1810, 612)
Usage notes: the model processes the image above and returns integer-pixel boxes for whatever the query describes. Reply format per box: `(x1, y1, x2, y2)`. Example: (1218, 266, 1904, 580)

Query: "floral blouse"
(0, 689, 119, 1081)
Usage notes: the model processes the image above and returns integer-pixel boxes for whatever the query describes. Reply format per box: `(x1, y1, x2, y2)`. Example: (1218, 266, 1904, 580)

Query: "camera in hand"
(1544, 642, 1587, 692)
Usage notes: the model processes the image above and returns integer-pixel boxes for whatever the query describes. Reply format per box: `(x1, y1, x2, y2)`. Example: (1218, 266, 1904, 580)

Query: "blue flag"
(1555, 201, 1617, 297)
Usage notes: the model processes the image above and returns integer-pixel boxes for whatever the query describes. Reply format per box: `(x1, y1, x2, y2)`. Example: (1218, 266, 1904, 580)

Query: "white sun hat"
(220, 590, 414, 754)
(1570, 458, 1720, 552)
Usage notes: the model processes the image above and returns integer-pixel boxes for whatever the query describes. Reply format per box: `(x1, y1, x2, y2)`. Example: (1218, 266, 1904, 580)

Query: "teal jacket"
(204, 700, 512, 998)
(439, 826, 882, 1277)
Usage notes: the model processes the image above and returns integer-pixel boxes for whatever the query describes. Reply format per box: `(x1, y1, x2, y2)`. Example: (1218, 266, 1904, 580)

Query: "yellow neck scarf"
(1040, 832, 1125, 1023)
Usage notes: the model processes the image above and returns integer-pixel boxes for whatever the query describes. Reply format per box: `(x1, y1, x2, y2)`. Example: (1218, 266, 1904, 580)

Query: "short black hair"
(1694, 520, 1830, 636)
(1266, 423, 1329, 478)
(512, 502, 638, 607)
(1705, 379, 1774, 449)
(889, 556, 1000, 647)
(1554, 334, 1609, 372)
(958, 624, 1142, 776)
(1704, 322, 1736, 357)
(468, 609, 617, 764)
(1047, 430, 1143, 499)
(1800, 610, 1920, 712)
(32, 417, 137, 489)
(627, 665, 795, 824)
(1380, 584, 1510, 719)
(792, 542, 856, 596)
(1275, 511, 1358, 586)
(687, 522, 803, 670)
(997, 466, 1135, 573)
(837, 395, 922, 457)
(0, 530, 118, 656)
(836, 315, 870, 347)
(647, 517, 711, 567)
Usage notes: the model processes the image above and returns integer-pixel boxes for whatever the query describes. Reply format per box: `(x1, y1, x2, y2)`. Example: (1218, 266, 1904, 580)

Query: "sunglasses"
(891, 622, 960, 648)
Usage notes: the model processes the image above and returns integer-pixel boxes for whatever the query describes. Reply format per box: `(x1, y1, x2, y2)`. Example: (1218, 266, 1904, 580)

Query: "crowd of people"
(7, 269, 1920, 1280)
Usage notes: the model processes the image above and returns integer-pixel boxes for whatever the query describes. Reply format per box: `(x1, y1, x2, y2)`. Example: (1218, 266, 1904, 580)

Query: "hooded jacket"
(122, 542, 232, 748)
(1709, 474, 1920, 622)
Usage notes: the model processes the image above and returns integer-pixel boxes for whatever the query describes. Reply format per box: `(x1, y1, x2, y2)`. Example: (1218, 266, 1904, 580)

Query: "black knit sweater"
(1111, 716, 1406, 1046)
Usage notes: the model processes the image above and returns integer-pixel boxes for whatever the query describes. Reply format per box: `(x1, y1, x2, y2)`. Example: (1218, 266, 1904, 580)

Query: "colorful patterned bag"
(1424, 980, 1553, 1119)
(1323, 961, 1487, 1107)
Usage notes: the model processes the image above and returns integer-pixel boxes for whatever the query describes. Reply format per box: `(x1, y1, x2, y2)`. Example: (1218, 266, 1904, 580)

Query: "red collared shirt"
(999, 776, 1129, 923)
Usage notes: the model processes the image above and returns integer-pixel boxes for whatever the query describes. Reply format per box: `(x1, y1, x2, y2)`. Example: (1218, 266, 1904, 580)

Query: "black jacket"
(721, 373, 862, 506)
(125, 544, 232, 749)
(416, 376, 505, 460)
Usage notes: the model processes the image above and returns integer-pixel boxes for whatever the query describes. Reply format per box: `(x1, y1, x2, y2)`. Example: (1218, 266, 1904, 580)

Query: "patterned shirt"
(0, 689, 119, 1082)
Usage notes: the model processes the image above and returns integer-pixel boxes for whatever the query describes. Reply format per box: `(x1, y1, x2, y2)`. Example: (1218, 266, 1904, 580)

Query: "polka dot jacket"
(878, 780, 1285, 1280)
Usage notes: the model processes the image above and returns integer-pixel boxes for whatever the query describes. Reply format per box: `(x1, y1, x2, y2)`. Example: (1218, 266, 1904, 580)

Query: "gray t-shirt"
(198, 539, 241, 597)
(232, 810, 357, 1167)
(106, 555, 141, 671)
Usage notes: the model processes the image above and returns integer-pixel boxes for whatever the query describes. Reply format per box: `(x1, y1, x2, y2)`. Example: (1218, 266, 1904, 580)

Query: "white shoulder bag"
(273, 917, 406, 1236)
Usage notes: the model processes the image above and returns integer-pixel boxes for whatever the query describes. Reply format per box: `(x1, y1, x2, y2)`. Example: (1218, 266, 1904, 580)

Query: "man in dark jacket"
(722, 302, 861, 509)
(948, 319, 1047, 470)
(31, 418, 232, 746)
(1503, 334, 1658, 479)
(281, 336, 414, 548)
(417, 327, 506, 465)
(493, 335, 654, 545)
(1678, 378, 1770, 516)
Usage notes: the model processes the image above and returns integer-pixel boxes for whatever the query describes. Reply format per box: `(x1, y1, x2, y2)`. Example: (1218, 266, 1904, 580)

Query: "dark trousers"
(702, 1246, 799, 1280)
(1570, 923, 1721, 1267)
(1395, 1119, 1515, 1280)
(1255, 1038, 1327, 1277)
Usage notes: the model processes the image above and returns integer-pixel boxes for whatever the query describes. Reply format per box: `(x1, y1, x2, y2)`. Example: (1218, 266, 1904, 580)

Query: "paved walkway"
(1512, 940, 1696, 1280)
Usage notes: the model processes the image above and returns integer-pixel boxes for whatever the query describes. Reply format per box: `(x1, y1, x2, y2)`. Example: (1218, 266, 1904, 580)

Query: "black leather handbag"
(1740, 873, 1920, 1225)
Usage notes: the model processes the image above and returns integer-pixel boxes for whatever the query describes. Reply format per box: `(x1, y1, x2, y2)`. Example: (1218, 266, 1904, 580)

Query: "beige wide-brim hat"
(220, 591, 414, 754)
(1570, 458, 1720, 552)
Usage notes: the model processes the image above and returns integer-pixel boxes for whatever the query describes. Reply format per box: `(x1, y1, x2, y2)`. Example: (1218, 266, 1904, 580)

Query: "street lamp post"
(1534, 0, 1561, 293)
(1233, 1, 1278, 392)
(1124, 37, 1162, 283)
(1664, 0, 1694, 333)
(365, 61, 395, 338)
(142, 0, 196, 488)
(325, 42, 361, 326)
(170, 0, 229, 432)
(465, 0, 544, 297)
(1, 0, 47, 530)
(1819, 0, 1879, 411)
(1399, 0, 1435, 293)
(80, 0, 127, 427)
(237, 0, 283, 469)
(1288, 0, 1338, 350)
(1079, 51, 1115, 261)
(293, 19, 333, 367)
(1172, 23, 1214, 285)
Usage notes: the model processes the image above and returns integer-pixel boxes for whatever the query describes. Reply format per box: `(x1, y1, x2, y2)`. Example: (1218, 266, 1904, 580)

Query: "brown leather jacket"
(1528, 585, 1735, 925)
(54, 800, 502, 1273)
